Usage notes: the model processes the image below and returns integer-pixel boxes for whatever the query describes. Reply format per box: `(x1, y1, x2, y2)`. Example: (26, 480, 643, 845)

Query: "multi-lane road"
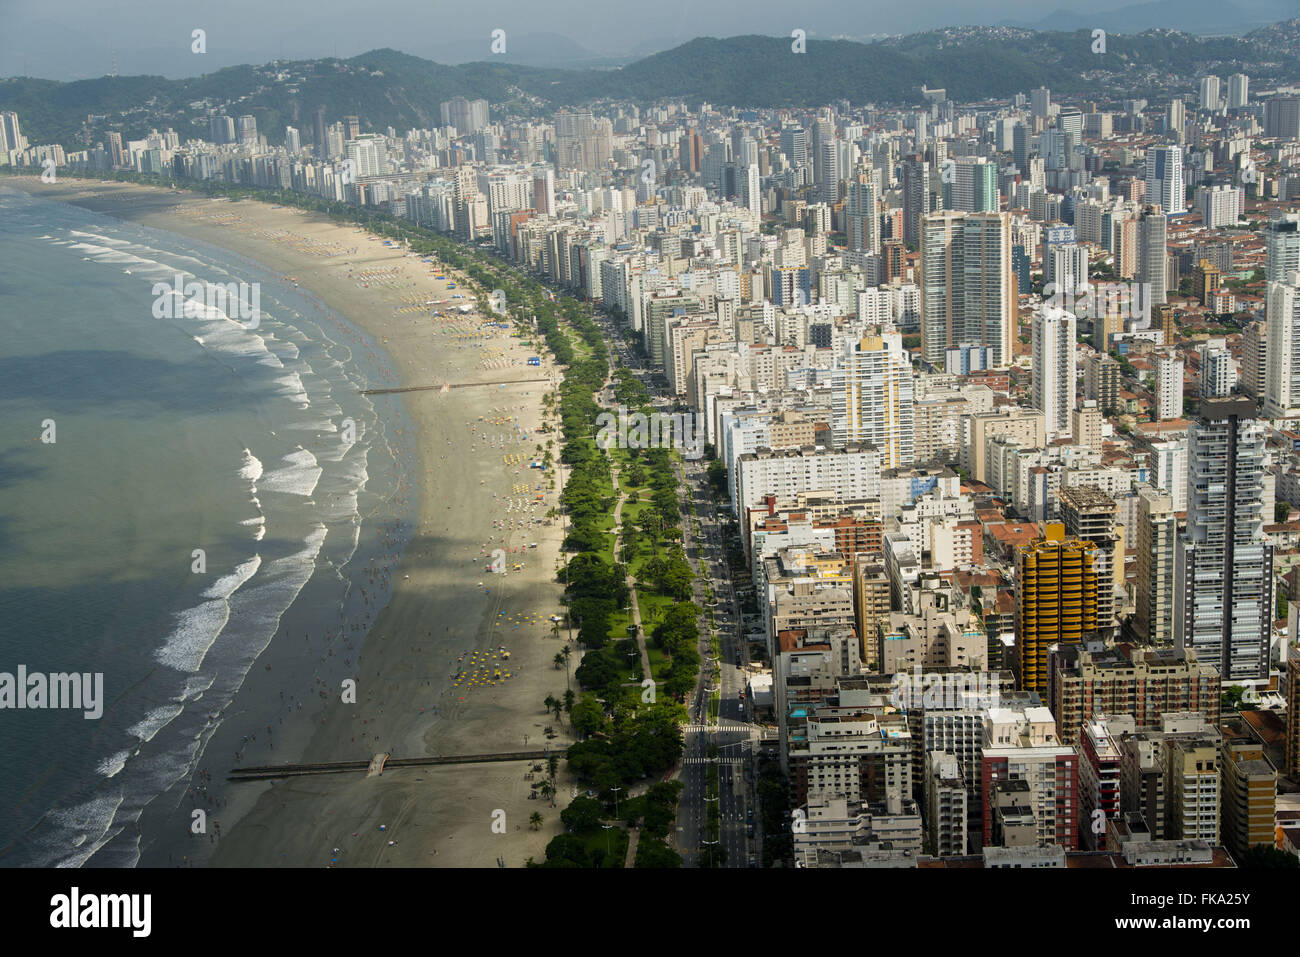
(593, 318, 763, 868)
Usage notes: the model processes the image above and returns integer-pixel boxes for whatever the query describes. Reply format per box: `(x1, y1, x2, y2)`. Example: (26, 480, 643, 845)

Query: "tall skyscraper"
(1016, 523, 1100, 696)
(830, 334, 915, 469)
(903, 156, 932, 246)
(439, 97, 489, 134)
(1059, 486, 1120, 637)
(1265, 213, 1300, 283)
(1174, 398, 1273, 681)
(817, 139, 840, 204)
(343, 115, 360, 141)
(0, 111, 27, 154)
(106, 130, 124, 168)
(1145, 146, 1185, 215)
(236, 114, 258, 148)
(962, 212, 1015, 368)
(780, 126, 808, 169)
(1031, 307, 1077, 438)
(1199, 76, 1221, 112)
(947, 158, 998, 213)
(1265, 270, 1300, 418)
(1155, 353, 1184, 421)
(1264, 96, 1300, 140)
(1013, 123, 1030, 174)
(1167, 99, 1187, 139)
(845, 175, 879, 253)
(1228, 74, 1250, 110)
(1286, 656, 1300, 779)
(313, 107, 328, 158)
(1139, 205, 1169, 306)
(919, 211, 1014, 368)
(1031, 86, 1052, 120)
(1134, 485, 1178, 646)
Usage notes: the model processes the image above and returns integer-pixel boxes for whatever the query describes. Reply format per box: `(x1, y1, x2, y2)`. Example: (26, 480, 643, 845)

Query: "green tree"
(560, 796, 604, 833)
(1237, 846, 1300, 868)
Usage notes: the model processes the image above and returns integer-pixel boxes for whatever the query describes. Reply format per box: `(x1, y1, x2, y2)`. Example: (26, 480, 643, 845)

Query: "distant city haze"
(2, 0, 1298, 80)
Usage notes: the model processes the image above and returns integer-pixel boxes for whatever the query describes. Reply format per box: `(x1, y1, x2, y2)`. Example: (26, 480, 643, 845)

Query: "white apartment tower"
(1031, 307, 1077, 439)
(1264, 271, 1300, 417)
(1155, 353, 1184, 421)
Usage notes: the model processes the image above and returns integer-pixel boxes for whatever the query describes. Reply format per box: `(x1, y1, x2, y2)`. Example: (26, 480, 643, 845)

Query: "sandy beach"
(14, 177, 584, 867)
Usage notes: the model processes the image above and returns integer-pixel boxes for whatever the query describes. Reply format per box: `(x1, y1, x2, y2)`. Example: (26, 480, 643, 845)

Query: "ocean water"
(0, 186, 417, 866)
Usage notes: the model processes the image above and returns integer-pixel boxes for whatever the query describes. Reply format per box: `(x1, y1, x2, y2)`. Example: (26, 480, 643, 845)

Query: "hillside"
(3, 22, 1298, 152)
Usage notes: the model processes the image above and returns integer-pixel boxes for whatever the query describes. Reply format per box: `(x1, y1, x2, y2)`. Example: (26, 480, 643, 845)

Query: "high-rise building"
(1084, 354, 1121, 412)
(1031, 307, 1077, 438)
(0, 111, 26, 154)
(1264, 96, 1300, 141)
(1174, 398, 1273, 681)
(845, 175, 879, 254)
(1199, 76, 1221, 112)
(236, 114, 258, 148)
(1196, 183, 1243, 228)
(313, 107, 328, 158)
(106, 130, 124, 168)
(903, 156, 933, 246)
(1264, 270, 1300, 417)
(1286, 656, 1300, 779)
(1015, 523, 1100, 696)
(979, 706, 1080, 851)
(1241, 320, 1267, 400)
(1052, 645, 1220, 746)
(1155, 353, 1183, 420)
(1059, 486, 1120, 636)
(1228, 74, 1250, 110)
(343, 115, 360, 141)
(1013, 123, 1030, 174)
(439, 97, 489, 134)
(1138, 205, 1169, 306)
(1221, 724, 1277, 860)
(926, 751, 969, 856)
(947, 158, 998, 213)
(284, 126, 300, 155)
(919, 211, 1014, 368)
(1134, 485, 1178, 647)
(1031, 87, 1052, 120)
(1265, 213, 1300, 283)
(1200, 345, 1236, 398)
(1167, 99, 1187, 139)
(345, 134, 387, 179)
(1165, 730, 1221, 843)
(209, 114, 234, 145)
(830, 335, 915, 469)
(780, 126, 808, 169)
(1145, 146, 1185, 216)
(1078, 717, 1123, 849)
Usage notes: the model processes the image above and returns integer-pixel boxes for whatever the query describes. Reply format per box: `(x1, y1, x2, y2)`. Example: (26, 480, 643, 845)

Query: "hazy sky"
(1, 0, 1297, 80)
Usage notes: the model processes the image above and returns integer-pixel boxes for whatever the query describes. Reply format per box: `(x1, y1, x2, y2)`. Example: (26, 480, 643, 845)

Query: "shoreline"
(12, 176, 579, 868)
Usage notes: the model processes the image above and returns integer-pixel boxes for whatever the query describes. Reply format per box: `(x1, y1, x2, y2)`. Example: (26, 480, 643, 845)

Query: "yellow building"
(1015, 523, 1099, 696)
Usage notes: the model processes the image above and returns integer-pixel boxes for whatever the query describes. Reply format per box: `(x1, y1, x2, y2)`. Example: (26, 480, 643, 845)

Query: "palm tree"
(563, 689, 576, 714)
(538, 780, 555, 807)
(543, 693, 559, 717)
(550, 697, 564, 723)
(553, 652, 565, 670)
(529, 811, 543, 831)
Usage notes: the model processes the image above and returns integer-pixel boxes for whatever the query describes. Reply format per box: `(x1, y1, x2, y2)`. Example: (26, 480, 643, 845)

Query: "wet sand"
(16, 177, 582, 867)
